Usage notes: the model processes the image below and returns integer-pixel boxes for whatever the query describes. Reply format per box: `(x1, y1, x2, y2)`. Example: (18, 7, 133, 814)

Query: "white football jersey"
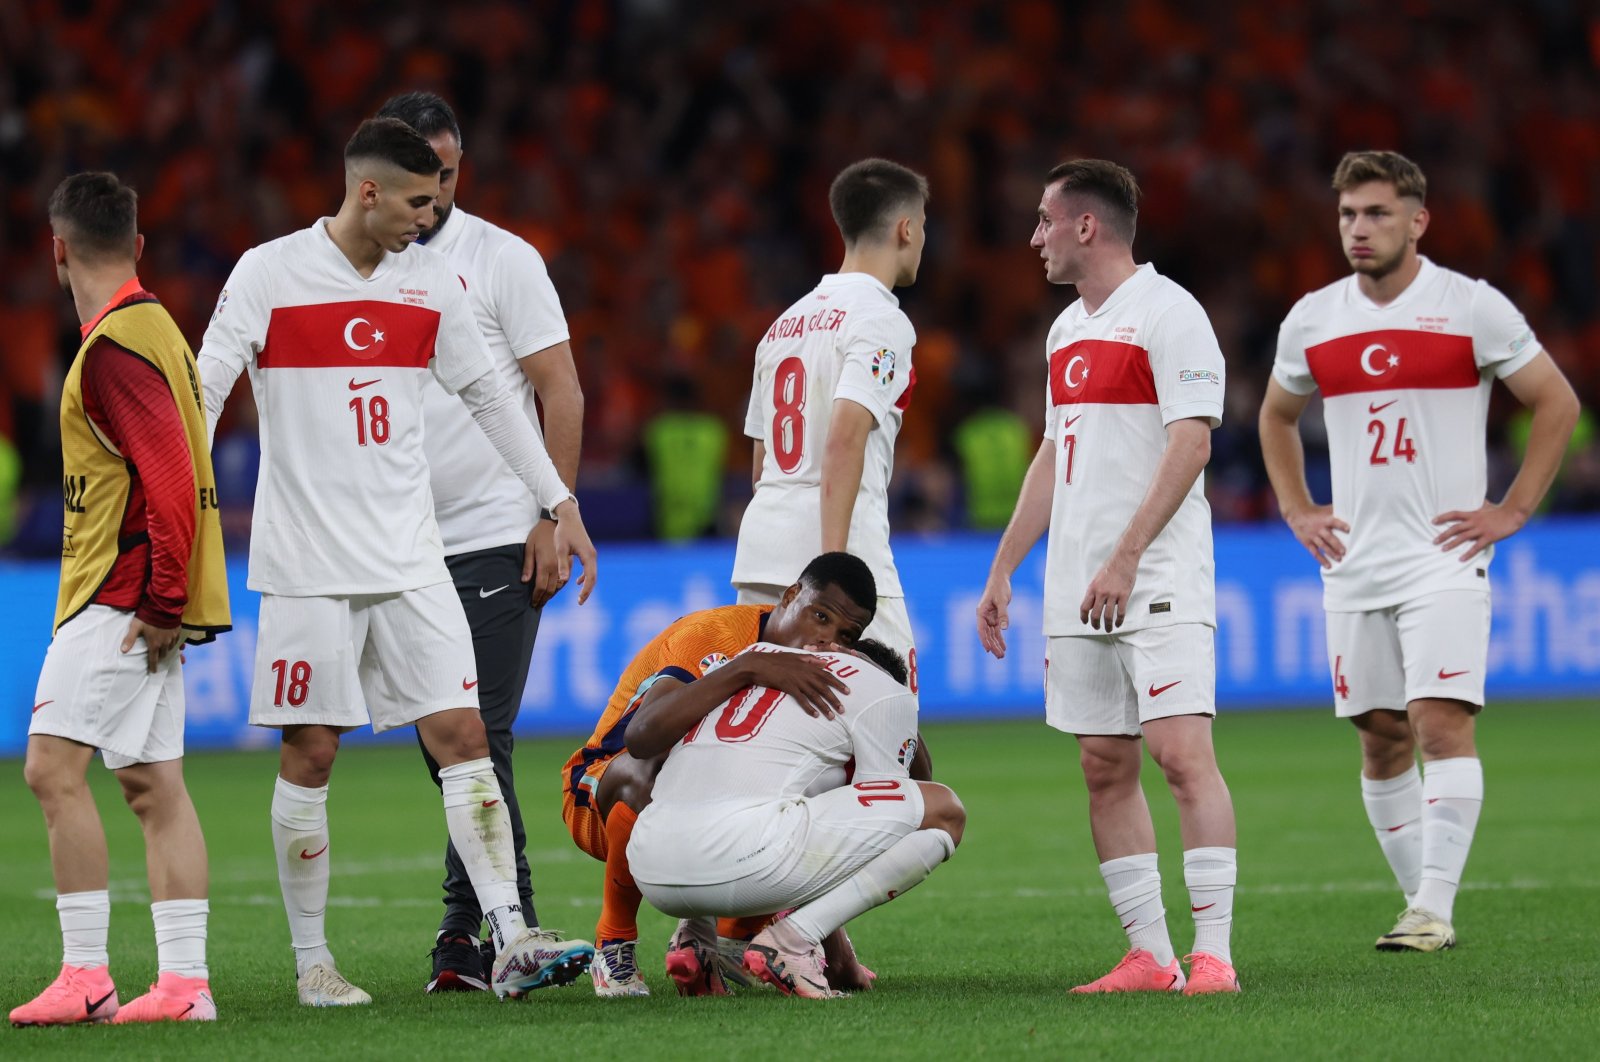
(1273, 256, 1541, 611)
(1042, 264, 1225, 636)
(199, 220, 499, 596)
(627, 644, 919, 886)
(417, 209, 570, 555)
(732, 273, 915, 596)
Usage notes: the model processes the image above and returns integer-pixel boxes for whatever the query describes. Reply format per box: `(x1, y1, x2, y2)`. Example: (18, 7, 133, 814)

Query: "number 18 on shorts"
(248, 584, 480, 733)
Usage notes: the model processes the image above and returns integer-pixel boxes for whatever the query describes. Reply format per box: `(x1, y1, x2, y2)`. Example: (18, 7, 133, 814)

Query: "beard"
(422, 202, 454, 243)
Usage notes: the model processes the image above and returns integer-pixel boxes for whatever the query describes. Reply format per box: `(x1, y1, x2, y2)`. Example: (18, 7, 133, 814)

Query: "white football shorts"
(734, 582, 919, 692)
(1324, 589, 1490, 717)
(249, 581, 479, 733)
(1044, 622, 1217, 737)
(30, 605, 186, 769)
(634, 778, 928, 917)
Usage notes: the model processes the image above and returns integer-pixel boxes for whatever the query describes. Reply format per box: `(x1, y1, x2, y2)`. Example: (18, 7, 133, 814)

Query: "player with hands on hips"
(1259, 150, 1579, 953)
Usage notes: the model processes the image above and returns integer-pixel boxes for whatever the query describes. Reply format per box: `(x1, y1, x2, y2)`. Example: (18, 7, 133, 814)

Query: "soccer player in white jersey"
(197, 118, 599, 1005)
(625, 639, 964, 999)
(977, 160, 1241, 995)
(1260, 151, 1579, 952)
(732, 158, 928, 692)
(373, 92, 589, 994)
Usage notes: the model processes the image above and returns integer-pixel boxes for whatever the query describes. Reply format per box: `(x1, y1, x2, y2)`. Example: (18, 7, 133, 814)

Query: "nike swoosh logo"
(1368, 399, 1398, 414)
(463, 678, 479, 690)
(1386, 824, 1408, 833)
(32, 700, 53, 713)
(299, 843, 329, 860)
(1191, 903, 1216, 912)
(348, 378, 381, 390)
(1063, 414, 1082, 430)
(479, 585, 509, 598)
(85, 989, 115, 1015)
(1122, 919, 1136, 930)
(481, 799, 500, 808)
(178, 1002, 194, 1018)
(1437, 668, 1470, 679)
(1148, 680, 1182, 698)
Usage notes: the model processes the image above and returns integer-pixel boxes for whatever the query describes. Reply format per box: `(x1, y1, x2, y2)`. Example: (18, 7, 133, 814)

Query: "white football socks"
(1100, 853, 1174, 966)
(58, 890, 111, 969)
(270, 775, 335, 975)
(786, 828, 955, 945)
(1183, 847, 1237, 965)
(439, 758, 525, 952)
(152, 898, 209, 979)
(1413, 757, 1483, 923)
(1361, 766, 1424, 904)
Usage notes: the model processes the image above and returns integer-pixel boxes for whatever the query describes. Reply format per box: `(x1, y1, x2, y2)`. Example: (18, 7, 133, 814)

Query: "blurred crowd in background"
(2, 0, 1597, 550)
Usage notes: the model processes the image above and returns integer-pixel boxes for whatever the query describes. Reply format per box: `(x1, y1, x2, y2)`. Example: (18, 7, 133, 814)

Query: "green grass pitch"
(2, 701, 1596, 1060)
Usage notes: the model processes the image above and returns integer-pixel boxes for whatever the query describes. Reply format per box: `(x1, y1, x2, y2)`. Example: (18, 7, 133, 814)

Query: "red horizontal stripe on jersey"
(259, 301, 440, 369)
(1049, 339, 1156, 406)
(1306, 329, 1478, 397)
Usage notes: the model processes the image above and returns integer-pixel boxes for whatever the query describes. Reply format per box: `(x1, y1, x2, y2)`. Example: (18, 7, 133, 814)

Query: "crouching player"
(562, 553, 876, 995)
(625, 639, 963, 998)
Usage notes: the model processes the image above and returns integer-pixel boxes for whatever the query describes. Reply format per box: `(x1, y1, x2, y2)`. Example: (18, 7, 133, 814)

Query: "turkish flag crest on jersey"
(260, 301, 440, 370)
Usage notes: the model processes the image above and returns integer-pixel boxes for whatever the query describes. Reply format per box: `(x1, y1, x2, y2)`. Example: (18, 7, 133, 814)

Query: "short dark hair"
(828, 158, 929, 246)
(1045, 159, 1140, 244)
(344, 117, 442, 176)
(1332, 150, 1427, 202)
(48, 172, 138, 261)
(375, 91, 464, 150)
(852, 638, 908, 686)
(797, 552, 877, 617)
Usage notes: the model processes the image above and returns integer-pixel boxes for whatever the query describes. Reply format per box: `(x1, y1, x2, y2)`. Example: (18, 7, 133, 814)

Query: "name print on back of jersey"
(765, 307, 849, 342)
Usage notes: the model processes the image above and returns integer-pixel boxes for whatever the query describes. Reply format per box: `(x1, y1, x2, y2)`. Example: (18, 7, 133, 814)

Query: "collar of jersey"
(315, 217, 397, 283)
(1348, 255, 1436, 313)
(818, 272, 898, 306)
(1079, 261, 1156, 319)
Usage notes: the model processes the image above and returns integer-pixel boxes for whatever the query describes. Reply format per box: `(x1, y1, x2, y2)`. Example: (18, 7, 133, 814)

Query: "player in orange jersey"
(564, 553, 876, 996)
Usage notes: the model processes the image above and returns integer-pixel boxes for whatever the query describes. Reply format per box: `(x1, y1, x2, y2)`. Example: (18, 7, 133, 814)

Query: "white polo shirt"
(417, 208, 570, 555)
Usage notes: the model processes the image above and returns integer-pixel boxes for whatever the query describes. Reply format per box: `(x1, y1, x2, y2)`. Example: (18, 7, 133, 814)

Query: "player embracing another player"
(1260, 150, 1578, 952)
(978, 160, 1241, 995)
(626, 637, 962, 999)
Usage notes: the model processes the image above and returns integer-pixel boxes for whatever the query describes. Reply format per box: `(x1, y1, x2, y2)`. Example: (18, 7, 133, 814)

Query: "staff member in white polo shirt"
(376, 92, 588, 994)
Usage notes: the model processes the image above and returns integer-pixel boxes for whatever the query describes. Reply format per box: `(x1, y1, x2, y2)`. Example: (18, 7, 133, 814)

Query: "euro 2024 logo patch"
(699, 652, 730, 674)
(871, 349, 896, 385)
(897, 735, 919, 767)
(210, 289, 229, 324)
